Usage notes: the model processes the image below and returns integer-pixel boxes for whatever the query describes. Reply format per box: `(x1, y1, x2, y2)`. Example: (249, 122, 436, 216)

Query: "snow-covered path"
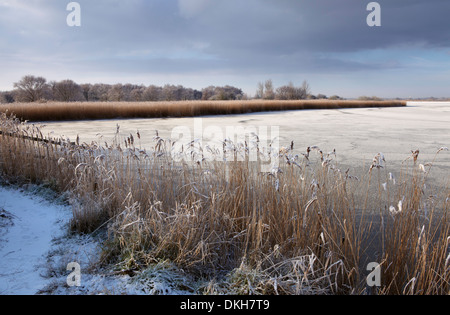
(0, 186, 189, 295)
(0, 186, 69, 295)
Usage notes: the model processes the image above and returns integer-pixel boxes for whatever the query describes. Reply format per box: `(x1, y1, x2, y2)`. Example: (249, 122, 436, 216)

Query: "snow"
(0, 185, 140, 295)
(0, 184, 197, 295)
(0, 186, 70, 295)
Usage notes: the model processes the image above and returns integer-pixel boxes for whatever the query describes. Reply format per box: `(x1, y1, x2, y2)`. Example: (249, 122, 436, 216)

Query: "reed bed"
(0, 112, 448, 295)
(0, 99, 406, 122)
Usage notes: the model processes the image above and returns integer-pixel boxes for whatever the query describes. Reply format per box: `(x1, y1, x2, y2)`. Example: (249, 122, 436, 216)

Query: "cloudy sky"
(1, 0, 450, 98)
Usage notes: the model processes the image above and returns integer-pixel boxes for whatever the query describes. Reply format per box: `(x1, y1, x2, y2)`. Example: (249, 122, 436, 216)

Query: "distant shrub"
(358, 96, 384, 101)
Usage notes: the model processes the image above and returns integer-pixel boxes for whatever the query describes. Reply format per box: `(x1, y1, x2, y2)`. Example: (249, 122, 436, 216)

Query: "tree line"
(0, 75, 347, 103)
(0, 75, 246, 103)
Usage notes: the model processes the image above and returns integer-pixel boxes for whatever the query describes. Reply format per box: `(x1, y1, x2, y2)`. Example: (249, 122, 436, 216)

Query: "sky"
(1, 0, 450, 98)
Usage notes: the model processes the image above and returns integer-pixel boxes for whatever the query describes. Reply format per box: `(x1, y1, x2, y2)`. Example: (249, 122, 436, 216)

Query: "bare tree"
(180, 87, 194, 101)
(121, 84, 136, 101)
(130, 86, 145, 102)
(300, 80, 311, 99)
(263, 79, 275, 100)
(161, 84, 179, 101)
(5, 76, 251, 103)
(193, 89, 203, 100)
(88, 84, 110, 102)
(222, 85, 243, 100)
(275, 82, 296, 100)
(201, 85, 242, 100)
(108, 84, 125, 101)
(80, 84, 92, 101)
(256, 82, 264, 99)
(0, 91, 15, 103)
(143, 85, 162, 102)
(201, 86, 216, 100)
(275, 81, 311, 100)
(52, 79, 83, 102)
(13, 75, 49, 102)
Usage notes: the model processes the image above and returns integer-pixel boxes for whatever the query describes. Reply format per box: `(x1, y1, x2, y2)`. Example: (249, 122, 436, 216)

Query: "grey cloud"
(1, 0, 449, 97)
(187, 0, 450, 55)
(4, 0, 450, 66)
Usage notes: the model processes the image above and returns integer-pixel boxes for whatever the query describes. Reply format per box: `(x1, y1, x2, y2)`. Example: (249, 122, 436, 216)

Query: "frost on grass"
(1, 112, 449, 295)
(40, 231, 201, 295)
(204, 253, 344, 295)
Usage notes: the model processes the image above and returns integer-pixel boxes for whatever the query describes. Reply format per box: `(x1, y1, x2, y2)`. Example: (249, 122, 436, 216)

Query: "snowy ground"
(0, 185, 71, 294)
(0, 184, 196, 295)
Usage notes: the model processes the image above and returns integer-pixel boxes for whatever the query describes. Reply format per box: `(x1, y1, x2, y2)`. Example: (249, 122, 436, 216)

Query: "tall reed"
(1, 100, 406, 122)
(0, 112, 447, 294)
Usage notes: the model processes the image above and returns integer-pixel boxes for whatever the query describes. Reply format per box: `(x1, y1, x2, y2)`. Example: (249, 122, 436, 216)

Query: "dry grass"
(0, 112, 448, 295)
(0, 99, 406, 122)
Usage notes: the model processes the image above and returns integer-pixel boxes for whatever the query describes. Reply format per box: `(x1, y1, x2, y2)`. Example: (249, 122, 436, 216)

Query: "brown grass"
(0, 112, 448, 295)
(0, 99, 406, 122)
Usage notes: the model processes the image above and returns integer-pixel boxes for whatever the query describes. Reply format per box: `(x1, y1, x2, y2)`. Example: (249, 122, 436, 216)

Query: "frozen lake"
(40, 101, 450, 187)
